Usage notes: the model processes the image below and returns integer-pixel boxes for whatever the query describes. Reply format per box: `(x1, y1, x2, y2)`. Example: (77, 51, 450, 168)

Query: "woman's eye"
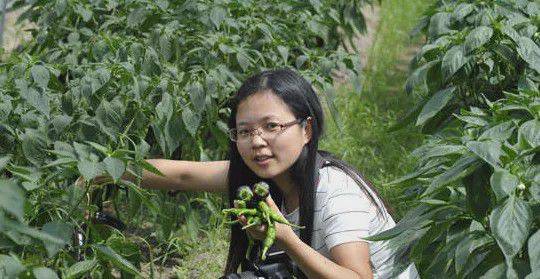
(265, 122, 280, 130)
(238, 129, 250, 136)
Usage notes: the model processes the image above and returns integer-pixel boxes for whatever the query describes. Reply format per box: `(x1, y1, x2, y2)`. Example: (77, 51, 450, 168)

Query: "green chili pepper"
(261, 222, 276, 261)
(246, 235, 255, 260)
(222, 208, 258, 217)
(258, 201, 272, 226)
(237, 185, 254, 201)
(253, 181, 270, 199)
(234, 199, 247, 209)
(269, 210, 305, 229)
(241, 215, 262, 230)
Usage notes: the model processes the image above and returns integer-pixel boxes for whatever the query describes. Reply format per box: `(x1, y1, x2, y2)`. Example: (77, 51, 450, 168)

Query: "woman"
(86, 69, 418, 278)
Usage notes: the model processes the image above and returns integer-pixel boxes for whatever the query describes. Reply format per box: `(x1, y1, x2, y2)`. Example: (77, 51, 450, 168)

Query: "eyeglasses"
(228, 118, 307, 142)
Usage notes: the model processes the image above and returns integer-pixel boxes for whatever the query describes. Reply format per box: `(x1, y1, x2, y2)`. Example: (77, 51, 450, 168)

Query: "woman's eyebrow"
(237, 115, 278, 126)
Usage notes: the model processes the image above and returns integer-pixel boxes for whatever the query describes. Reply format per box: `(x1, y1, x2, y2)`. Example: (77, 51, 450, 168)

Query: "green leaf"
(85, 141, 109, 156)
(156, 93, 173, 122)
(423, 155, 480, 196)
(0, 155, 11, 171)
(95, 99, 123, 141)
(77, 160, 103, 181)
(479, 122, 515, 141)
(466, 141, 502, 168)
(464, 164, 492, 220)
(164, 115, 183, 157)
(416, 87, 455, 125)
(518, 120, 540, 149)
(464, 26, 493, 54)
(30, 65, 50, 88)
(42, 221, 72, 257)
(0, 255, 25, 278)
(33, 267, 59, 279)
(529, 229, 540, 272)
(531, 181, 540, 202)
(189, 82, 206, 114)
(137, 160, 164, 177)
(21, 87, 50, 117)
(0, 180, 25, 222)
(103, 157, 126, 183)
(51, 115, 73, 135)
(428, 12, 451, 39)
(490, 170, 519, 202)
(127, 8, 146, 28)
(455, 115, 489, 126)
(94, 244, 142, 277)
(452, 3, 474, 21)
(159, 35, 172, 61)
(516, 37, 540, 74)
(21, 129, 48, 166)
(75, 4, 93, 22)
(210, 6, 227, 29)
(4, 220, 65, 245)
(489, 196, 532, 261)
(65, 260, 97, 279)
(236, 50, 251, 72)
(405, 60, 439, 94)
(182, 107, 200, 137)
(442, 45, 468, 81)
(479, 263, 506, 279)
(277, 45, 289, 63)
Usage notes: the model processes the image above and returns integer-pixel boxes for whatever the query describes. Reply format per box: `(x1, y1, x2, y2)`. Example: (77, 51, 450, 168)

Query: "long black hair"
(224, 69, 391, 275)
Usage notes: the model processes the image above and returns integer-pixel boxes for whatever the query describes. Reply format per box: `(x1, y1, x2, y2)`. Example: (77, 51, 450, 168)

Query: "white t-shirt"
(282, 165, 419, 279)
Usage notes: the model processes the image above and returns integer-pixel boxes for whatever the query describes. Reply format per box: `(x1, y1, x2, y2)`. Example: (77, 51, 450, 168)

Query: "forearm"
(277, 233, 371, 279)
(123, 159, 228, 193)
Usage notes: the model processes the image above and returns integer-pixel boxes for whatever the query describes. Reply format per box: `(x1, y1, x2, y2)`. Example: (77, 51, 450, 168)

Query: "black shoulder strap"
(314, 151, 331, 187)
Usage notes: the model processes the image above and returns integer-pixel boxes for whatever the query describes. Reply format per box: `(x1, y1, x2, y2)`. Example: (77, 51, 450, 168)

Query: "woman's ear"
(303, 117, 313, 144)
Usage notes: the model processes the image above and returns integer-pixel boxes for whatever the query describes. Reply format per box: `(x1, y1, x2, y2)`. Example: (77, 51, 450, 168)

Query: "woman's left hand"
(239, 195, 295, 246)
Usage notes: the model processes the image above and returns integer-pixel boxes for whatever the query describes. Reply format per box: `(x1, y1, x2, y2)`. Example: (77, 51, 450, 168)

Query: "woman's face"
(235, 90, 311, 180)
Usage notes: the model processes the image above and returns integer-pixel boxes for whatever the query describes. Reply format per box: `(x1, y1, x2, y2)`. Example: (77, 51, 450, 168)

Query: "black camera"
(219, 250, 300, 279)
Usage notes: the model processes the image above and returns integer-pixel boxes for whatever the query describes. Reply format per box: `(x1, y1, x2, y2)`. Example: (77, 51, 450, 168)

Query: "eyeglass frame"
(228, 117, 309, 142)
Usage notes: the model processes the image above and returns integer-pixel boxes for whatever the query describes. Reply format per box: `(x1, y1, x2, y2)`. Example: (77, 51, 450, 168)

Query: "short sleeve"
(321, 182, 373, 250)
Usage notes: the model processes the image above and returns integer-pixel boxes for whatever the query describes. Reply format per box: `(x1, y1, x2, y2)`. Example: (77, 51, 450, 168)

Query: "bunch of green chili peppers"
(222, 182, 304, 261)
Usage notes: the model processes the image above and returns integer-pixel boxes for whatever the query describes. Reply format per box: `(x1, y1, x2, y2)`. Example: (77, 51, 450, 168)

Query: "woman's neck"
(273, 171, 299, 214)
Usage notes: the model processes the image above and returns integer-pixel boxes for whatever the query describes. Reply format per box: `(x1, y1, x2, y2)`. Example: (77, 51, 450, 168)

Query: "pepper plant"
(373, 0, 540, 278)
(0, 0, 372, 277)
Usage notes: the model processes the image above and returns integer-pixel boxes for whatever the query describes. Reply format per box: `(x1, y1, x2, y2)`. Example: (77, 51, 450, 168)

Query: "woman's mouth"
(254, 155, 274, 166)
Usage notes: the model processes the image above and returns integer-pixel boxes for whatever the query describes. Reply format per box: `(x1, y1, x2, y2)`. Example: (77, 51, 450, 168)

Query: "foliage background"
(370, 0, 540, 278)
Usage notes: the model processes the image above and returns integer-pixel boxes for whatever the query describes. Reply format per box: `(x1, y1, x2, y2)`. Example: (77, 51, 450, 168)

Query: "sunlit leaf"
(490, 196, 532, 261)
(516, 37, 540, 73)
(490, 169, 519, 202)
(0, 255, 25, 279)
(30, 65, 50, 88)
(182, 107, 200, 137)
(65, 260, 97, 279)
(416, 87, 455, 125)
(0, 180, 25, 222)
(442, 45, 468, 81)
(464, 26, 493, 54)
(104, 157, 126, 183)
(33, 267, 59, 279)
(94, 244, 142, 277)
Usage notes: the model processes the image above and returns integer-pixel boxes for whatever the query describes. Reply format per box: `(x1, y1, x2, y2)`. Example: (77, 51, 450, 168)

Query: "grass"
(319, 0, 430, 217)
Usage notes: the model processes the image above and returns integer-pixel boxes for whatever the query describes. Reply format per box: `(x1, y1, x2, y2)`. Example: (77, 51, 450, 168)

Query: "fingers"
(265, 195, 280, 213)
(238, 215, 247, 225)
(245, 223, 267, 240)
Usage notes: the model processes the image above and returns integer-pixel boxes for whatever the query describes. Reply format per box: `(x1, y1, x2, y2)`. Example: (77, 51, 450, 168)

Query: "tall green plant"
(374, 0, 540, 278)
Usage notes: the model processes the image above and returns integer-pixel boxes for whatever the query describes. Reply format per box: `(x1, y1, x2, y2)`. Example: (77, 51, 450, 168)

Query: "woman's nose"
(250, 130, 268, 147)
